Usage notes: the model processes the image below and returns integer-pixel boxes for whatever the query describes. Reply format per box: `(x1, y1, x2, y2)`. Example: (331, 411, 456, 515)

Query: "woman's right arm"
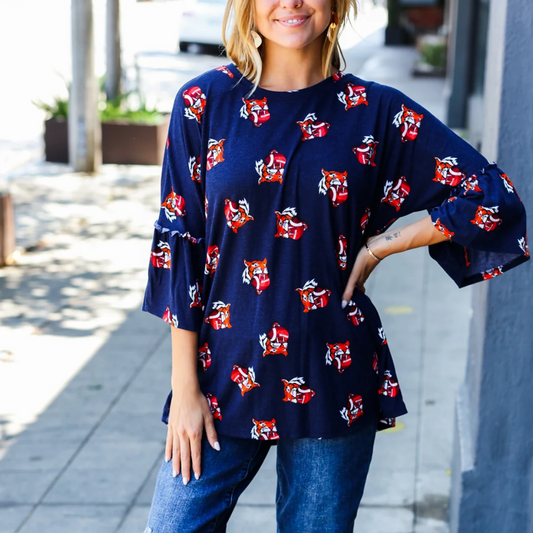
(166, 326, 220, 485)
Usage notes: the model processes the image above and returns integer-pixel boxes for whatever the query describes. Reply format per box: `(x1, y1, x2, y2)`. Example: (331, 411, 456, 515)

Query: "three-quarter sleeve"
(142, 83, 207, 331)
(367, 84, 529, 287)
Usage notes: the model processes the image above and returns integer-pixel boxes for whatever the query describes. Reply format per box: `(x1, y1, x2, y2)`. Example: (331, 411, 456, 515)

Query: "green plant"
(420, 42, 446, 69)
(34, 82, 165, 125)
(99, 92, 165, 125)
(33, 95, 69, 120)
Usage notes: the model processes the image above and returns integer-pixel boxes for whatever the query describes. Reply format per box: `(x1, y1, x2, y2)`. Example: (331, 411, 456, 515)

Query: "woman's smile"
(275, 15, 310, 28)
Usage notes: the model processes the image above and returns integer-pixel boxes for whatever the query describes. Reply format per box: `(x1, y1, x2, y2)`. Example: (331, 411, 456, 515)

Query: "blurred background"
(0, 1, 531, 532)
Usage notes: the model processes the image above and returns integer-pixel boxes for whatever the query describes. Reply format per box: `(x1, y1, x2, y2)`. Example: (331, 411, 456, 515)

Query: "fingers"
(172, 431, 180, 478)
(204, 414, 221, 452)
(190, 429, 202, 481)
(179, 430, 191, 485)
(165, 426, 173, 463)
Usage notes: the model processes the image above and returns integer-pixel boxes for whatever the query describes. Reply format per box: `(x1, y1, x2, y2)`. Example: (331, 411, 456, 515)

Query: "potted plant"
(99, 92, 170, 165)
(36, 95, 69, 163)
(34, 88, 170, 166)
(413, 34, 447, 77)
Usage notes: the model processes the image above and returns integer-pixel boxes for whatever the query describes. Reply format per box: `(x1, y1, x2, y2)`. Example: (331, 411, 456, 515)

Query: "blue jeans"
(144, 422, 376, 533)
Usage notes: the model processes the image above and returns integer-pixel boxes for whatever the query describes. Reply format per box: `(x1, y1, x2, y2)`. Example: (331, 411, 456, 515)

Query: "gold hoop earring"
(251, 30, 262, 48)
(327, 11, 339, 42)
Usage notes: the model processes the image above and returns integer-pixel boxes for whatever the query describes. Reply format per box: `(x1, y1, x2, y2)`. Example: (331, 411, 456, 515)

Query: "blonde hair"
(222, 0, 358, 96)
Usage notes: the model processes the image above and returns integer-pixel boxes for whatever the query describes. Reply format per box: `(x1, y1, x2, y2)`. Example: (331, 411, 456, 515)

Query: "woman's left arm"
(341, 83, 529, 305)
(342, 215, 449, 303)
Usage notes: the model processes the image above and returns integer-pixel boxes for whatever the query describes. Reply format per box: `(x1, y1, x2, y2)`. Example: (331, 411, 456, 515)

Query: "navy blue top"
(142, 62, 529, 440)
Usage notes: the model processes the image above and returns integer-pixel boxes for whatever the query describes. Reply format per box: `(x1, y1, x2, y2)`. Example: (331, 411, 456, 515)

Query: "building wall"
(449, 0, 533, 530)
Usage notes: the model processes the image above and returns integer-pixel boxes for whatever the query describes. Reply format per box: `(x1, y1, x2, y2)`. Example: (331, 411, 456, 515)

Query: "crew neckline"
(227, 62, 346, 99)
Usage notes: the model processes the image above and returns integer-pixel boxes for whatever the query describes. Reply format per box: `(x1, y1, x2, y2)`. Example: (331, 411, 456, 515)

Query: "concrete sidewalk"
(0, 31, 471, 533)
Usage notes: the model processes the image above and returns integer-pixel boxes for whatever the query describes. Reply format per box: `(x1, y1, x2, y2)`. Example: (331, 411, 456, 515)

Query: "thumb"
(204, 415, 221, 452)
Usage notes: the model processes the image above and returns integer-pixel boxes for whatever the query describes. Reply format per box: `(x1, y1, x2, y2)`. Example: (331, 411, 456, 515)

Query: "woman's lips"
(276, 16, 309, 28)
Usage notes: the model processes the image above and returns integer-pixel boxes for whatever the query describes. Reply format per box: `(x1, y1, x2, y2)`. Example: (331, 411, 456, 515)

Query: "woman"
(142, 0, 529, 531)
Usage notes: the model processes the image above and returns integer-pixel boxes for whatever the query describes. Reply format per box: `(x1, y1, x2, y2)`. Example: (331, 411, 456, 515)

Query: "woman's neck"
(258, 37, 336, 92)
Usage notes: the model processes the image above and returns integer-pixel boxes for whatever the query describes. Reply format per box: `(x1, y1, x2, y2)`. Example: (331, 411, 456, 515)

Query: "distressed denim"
(143, 421, 376, 533)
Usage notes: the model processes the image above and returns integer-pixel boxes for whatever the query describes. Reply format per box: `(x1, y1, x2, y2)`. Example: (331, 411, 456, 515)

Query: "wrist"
(171, 374, 200, 394)
(367, 234, 389, 260)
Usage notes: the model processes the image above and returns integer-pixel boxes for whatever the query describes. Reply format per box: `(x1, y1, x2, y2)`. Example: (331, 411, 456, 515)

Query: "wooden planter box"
(44, 114, 170, 166)
(0, 193, 15, 267)
(44, 118, 69, 163)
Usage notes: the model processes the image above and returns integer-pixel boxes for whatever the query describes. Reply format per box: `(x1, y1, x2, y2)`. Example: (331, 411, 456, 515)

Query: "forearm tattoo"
(384, 231, 401, 242)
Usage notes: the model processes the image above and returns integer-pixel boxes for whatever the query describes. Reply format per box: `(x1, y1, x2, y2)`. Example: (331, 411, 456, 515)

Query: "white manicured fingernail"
(172, 469, 177, 478)
(341, 299, 347, 309)
(182, 476, 188, 486)
(214, 441, 220, 451)
(165, 455, 170, 462)
(194, 472, 199, 480)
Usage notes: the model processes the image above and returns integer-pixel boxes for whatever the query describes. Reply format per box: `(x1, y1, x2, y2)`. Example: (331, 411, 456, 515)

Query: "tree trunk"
(69, 0, 101, 173)
(106, 0, 121, 101)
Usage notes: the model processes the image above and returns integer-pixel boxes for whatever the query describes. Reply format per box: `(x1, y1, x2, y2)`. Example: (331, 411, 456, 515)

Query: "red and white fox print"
(188, 279, 204, 310)
(255, 150, 286, 184)
(161, 187, 186, 222)
(182, 86, 206, 123)
(251, 418, 280, 440)
(224, 198, 254, 233)
(340, 393, 364, 426)
(481, 266, 503, 280)
(318, 169, 349, 207)
(206, 138, 225, 170)
(373, 352, 379, 374)
(337, 234, 348, 270)
(392, 104, 423, 142)
(231, 365, 260, 396)
(500, 172, 518, 196)
(325, 341, 352, 373)
(281, 377, 316, 404)
(346, 301, 364, 326)
(381, 175, 410, 211)
(353, 135, 379, 166)
(206, 393, 222, 420)
(215, 65, 234, 78)
(240, 97, 271, 127)
(378, 327, 387, 345)
(197, 342, 211, 372)
(296, 112, 330, 141)
(188, 155, 201, 182)
(150, 241, 171, 269)
(379, 370, 399, 397)
(433, 156, 465, 187)
(471, 205, 503, 231)
(204, 300, 232, 330)
(259, 322, 289, 357)
(274, 207, 308, 239)
(337, 83, 368, 110)
(205, 244, 219, 276)
(162, 306, 179, 328)
(518, 235, 530, 257)
(433, 218, 454, 239)
(360, 207, 371, 232)
(295, 279, 331, 312)
(460, 174, 482, 194)
(242, 258, 271, 294)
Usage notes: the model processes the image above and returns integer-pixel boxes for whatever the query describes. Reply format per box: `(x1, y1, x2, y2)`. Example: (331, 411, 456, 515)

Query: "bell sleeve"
(142, 82, 207, 331)
(366, 84, 529, 288)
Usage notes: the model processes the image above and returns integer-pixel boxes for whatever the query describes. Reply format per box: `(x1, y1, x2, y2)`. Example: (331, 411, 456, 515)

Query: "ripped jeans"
(143, 421, 376, 533)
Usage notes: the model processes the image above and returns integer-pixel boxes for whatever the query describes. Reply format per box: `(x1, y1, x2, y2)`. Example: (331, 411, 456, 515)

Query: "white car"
(178, 0, 228, 52)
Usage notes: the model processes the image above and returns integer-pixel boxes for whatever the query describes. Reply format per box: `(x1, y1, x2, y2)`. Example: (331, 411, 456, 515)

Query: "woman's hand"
(165, 384, 220, 485)
(342, 235, 383, 303)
